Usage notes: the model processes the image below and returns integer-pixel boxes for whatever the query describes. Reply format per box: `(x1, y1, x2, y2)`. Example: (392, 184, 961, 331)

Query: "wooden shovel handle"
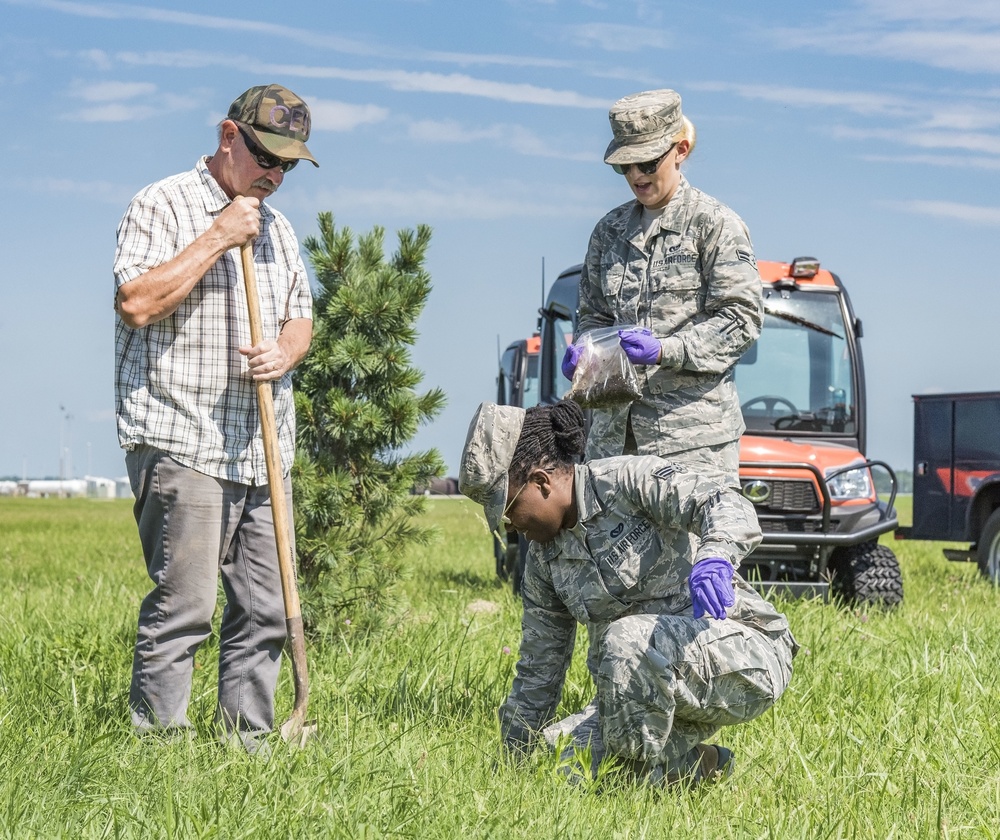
(240, 241, 310, 731)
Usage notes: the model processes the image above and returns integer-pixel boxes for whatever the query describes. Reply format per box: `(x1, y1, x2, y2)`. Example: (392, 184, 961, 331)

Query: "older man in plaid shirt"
(113, 84, 318, 752)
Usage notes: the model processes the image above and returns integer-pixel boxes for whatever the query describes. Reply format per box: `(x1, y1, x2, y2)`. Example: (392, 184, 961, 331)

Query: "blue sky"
(2, 0, 999, 481)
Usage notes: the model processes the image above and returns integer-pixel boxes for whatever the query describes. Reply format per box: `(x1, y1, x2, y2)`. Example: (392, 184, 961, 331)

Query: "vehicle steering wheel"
(741, 395, 799, 417)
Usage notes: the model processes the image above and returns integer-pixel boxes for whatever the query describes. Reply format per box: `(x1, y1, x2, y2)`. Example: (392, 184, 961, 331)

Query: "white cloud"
(691, 81, 914, 118)
(6, 0, 579, 70)
(861, 30, 1000, 75)
(886, 199, 1000, 226)
(919, 102, 1000, 132)
(406, 118, 594, 160)
(860, 0, 1000, 24)
(861, 153, 1000, 170)
(771, 1, 1000, 75)
(696, 80, 1000, 161)
(407, 119, 478, 144)
(408, 49, 574, 71)
(562, 22, 671, 52)
(833, 125, 1000, 155)
(34, 177, 135, 204)
(112, 50, 609, 108)
(75, 80, 156, 101)
(635, 0, 664, 26)
(63, 102, 153, 121)
(60, 87, 195, 123)
(299, 181, 602, 221)
(308, 99, 389, 132)
(642, 78, 1000, 130)
(79, 49, 112, 70)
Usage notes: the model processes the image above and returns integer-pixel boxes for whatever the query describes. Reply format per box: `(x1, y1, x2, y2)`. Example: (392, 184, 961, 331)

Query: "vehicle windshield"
(547, 315, 575, 401)
(523, 353, 540, 407)
(500, 344, 541, 408)
(735, 287, 857, 435)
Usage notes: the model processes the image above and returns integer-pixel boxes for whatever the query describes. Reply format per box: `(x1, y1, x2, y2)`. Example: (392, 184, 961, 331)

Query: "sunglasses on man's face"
(610, 144, 676, 176)
(238, 126, 298, 173)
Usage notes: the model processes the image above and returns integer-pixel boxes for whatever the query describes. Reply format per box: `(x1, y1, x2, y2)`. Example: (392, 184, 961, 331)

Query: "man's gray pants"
(126, 446, 290, 745)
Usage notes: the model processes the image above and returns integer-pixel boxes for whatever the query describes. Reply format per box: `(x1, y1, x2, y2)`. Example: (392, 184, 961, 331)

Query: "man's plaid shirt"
(113, 158, 312, 485)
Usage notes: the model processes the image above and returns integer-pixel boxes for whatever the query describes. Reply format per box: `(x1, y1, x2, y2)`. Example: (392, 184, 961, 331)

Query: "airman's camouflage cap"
(228, 84, 319, 167)
(604, 89, 683, 165)
(458, 401, 526, 532)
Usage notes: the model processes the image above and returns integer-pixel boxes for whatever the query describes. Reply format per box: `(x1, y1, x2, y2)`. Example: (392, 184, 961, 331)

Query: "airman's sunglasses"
(610, 144, 675, 176)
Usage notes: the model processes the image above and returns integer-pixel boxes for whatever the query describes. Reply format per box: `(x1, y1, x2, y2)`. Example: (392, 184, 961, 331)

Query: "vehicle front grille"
(742, 479, 820, 513)
(758, 519, 829, 533)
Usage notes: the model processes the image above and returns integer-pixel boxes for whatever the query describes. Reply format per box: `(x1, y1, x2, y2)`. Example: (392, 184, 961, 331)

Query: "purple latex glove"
(689, 557, 736, 620)
(618, 328, 661, 365)
(561, 343, 583, 380)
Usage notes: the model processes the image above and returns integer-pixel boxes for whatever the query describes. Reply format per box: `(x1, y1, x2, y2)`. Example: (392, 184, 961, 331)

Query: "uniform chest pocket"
(600, 258, 627, 299)
(603, 552, 642, 591)
(598, 518, 658, 592)
(649, 249, 702, 292)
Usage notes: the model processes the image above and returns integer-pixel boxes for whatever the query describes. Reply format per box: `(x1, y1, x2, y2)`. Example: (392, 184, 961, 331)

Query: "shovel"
(240, 240, 316, 747)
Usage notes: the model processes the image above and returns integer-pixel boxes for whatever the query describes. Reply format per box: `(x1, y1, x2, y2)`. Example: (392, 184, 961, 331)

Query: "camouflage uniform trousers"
(543, 611, 793, 777)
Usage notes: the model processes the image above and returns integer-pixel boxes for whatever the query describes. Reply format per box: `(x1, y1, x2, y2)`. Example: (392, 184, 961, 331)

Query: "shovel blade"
(280, 713, 318, 748)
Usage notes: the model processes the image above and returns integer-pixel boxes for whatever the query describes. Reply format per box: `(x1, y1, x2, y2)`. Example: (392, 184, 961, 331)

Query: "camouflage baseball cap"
(458, 401, 526, 532)
(228, 84, 319, 167)
(604, 89, 683, 165)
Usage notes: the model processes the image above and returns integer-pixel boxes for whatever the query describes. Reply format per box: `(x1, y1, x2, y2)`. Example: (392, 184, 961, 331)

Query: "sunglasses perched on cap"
(237, 125, 298, 173)
(610, 144, 676, 176)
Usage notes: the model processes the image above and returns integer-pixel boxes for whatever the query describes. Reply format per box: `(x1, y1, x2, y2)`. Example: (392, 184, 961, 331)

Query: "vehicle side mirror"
(545, 301, 573, 321)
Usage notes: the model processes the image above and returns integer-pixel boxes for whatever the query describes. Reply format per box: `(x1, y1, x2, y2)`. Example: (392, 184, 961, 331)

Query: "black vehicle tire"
(976, 509, 1000, 584)
(829, 541, 903, 607)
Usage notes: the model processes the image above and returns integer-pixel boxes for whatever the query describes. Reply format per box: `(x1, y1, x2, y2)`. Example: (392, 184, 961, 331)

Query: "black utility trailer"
(896, 391, 1000, 582)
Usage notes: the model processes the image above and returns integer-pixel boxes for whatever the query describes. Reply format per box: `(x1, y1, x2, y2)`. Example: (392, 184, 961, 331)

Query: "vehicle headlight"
(826, 466, 873, 500)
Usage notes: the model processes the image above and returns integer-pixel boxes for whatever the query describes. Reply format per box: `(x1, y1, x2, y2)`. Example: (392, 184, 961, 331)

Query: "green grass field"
(2, 495, 999, 839)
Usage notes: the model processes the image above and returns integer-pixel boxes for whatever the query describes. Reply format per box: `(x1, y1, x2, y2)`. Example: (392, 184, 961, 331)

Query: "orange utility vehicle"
(497, 257, 903, 605)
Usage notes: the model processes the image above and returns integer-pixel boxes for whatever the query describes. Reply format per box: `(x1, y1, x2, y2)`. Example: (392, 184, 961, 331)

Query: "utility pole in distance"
(59, 404, 73, 495)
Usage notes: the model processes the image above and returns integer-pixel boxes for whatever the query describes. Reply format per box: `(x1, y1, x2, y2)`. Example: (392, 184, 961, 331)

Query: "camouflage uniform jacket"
(499, 455, 790, 749)
(577, 176, 763, 459)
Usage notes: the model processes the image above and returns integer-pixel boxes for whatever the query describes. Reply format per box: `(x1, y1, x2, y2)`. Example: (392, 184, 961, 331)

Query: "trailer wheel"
(829, 541, 903, 607)
(976, 509, 1000, 584)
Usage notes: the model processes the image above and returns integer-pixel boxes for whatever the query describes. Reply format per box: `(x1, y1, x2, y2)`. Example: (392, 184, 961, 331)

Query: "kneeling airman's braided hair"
(508, 400, 586, 485)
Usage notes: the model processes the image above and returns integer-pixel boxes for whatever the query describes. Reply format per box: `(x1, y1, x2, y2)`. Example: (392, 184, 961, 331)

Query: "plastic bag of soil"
(566, 326, 643, 409)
